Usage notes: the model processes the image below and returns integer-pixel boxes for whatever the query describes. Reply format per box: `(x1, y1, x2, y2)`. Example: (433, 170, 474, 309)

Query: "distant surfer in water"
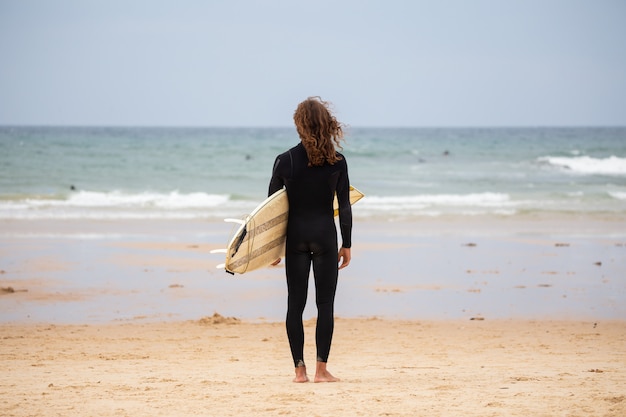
(268, 96, 352, 383)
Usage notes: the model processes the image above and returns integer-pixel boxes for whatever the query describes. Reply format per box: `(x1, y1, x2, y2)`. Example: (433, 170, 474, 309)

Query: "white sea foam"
(68, 190, 230, 209)
(355, 193, 518, 217)
(608, 191, 626, 201)
(362, 193, 511, 208)
(16, 191, 229, 209)
(539, 156, 626, 176)
(0, 191, 519, 220)
(0, 191, 247, 220)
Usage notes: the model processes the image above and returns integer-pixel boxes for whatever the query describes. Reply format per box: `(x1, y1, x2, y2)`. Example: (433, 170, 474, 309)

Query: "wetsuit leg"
(312, 241, 339, 363)
(285, 243, 311, 367)
(285, 218, 339, 367)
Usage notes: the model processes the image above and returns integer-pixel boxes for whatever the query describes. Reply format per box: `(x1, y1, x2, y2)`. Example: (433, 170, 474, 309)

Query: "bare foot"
(314, 370, 339, 383)
(314, 362, 340, 383)
(293, 366, 309, 383)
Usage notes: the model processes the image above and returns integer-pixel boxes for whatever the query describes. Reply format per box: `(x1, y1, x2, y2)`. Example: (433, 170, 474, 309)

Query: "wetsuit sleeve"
(337, 159, 352, 249)
(268, 155, 286, 196)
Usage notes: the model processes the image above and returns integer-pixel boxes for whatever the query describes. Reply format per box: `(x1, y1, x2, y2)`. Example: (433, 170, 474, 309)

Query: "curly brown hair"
(293, 96, 345, 167)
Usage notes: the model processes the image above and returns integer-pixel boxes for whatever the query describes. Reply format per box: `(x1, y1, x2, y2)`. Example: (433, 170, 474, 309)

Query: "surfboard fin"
(216, 263, 235, 275)
(224, 218, 246, 225)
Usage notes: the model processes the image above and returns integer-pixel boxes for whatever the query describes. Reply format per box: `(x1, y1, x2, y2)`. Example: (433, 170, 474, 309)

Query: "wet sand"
(1, 217, 624, 322)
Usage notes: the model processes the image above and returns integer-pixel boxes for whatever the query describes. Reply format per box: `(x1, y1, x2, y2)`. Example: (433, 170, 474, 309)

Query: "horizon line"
(2, 123, 626, 130)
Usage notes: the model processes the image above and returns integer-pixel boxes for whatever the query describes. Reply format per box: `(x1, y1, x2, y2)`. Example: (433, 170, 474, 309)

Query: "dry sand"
(1, 316, 625, 416)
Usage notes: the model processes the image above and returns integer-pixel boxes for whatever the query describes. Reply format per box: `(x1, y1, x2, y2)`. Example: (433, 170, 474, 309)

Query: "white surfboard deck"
(222, 186, 364, 275)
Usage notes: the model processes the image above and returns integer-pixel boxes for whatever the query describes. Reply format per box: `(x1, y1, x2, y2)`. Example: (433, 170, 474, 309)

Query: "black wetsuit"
(268, 142, 352, 367)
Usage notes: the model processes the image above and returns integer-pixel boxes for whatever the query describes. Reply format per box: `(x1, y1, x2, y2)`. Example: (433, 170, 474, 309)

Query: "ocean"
(1, 126, 625, 222)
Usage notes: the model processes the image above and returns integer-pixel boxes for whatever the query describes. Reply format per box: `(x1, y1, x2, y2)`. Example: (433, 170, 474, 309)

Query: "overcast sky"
(1, 0, 625, 127)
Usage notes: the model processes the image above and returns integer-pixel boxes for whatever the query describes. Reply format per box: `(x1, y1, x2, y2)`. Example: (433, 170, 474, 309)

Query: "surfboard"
(216, 186, 364, 275)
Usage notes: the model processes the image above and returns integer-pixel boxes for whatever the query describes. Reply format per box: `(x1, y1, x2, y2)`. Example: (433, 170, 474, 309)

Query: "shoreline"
(2, 210, 626, 237)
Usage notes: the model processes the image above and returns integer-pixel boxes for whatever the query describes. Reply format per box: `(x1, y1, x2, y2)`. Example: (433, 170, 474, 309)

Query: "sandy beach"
(2, 318, 625, 416)
(1, 216, 625, 416)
